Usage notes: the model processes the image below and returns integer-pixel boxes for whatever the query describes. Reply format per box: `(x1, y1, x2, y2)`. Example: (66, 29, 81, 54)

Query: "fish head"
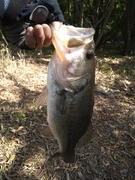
(50, 25, 96, 92)
(65, 36, 95, 78)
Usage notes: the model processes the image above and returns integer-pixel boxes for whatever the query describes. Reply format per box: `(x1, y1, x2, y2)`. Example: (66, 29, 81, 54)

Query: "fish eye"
(86, 50, 94, 60)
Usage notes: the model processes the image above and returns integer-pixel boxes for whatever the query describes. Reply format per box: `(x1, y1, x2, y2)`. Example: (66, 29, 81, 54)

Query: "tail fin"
(51, 151, 75, 163)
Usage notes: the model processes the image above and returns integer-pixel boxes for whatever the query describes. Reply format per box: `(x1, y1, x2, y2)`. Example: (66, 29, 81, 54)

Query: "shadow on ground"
(0, 55, 135, 180)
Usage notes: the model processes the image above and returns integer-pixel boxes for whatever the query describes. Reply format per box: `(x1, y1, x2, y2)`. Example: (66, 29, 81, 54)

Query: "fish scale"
(35, 24, 95, 163)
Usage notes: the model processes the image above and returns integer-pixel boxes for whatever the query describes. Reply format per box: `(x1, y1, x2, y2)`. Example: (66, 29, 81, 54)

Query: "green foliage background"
(58, 0, 135, 55)
(0, 0, 135, 55)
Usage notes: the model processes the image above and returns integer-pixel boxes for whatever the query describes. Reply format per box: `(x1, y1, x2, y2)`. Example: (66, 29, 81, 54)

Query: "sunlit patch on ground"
(0, 52, 135, 179)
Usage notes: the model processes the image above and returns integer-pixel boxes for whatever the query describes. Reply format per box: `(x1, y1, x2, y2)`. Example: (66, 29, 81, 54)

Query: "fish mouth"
(50, 25, 95, 63)
(50, 25, 95, 92)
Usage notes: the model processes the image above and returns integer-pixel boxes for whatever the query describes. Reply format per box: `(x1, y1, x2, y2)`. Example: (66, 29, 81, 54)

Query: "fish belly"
(47, 60, 94, 162)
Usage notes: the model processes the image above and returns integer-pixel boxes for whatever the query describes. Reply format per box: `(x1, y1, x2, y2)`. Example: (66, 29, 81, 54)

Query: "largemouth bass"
(35, 25, 95, 163)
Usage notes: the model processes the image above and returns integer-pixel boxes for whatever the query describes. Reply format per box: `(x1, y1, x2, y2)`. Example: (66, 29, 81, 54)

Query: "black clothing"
(1, 0, 29, 25)
(0, 0, 64, 49)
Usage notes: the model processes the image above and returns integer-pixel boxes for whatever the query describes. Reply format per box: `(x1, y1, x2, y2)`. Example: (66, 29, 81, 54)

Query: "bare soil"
(0, 51, 135, 180)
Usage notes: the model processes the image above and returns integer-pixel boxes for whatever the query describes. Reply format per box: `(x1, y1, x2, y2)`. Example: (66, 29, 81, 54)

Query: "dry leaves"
(0, 55, 135, 179)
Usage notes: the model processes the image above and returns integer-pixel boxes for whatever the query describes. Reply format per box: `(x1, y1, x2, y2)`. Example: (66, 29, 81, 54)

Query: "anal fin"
(40, 125, 55, 140)
(77, 122, 93, 148)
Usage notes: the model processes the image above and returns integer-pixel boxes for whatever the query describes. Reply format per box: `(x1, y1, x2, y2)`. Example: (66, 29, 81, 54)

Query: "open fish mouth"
(50, 25, 95, 92)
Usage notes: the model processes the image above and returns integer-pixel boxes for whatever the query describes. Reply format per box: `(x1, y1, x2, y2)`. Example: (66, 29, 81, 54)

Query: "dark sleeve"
(1, 0, 64, 50)
(40, 0, 64, 22)
(0, 0, 4, 21)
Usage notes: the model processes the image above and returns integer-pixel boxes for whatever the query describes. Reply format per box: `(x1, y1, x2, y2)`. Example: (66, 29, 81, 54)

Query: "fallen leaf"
(7, 154, 16, 163)
(16, 126, 24, 132)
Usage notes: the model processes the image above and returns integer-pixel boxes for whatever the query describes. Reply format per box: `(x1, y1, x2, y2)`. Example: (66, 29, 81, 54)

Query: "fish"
(35, 24, 95, 163)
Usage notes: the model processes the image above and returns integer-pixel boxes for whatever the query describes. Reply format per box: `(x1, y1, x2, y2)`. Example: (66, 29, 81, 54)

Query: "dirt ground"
(0, 51, 135, 180)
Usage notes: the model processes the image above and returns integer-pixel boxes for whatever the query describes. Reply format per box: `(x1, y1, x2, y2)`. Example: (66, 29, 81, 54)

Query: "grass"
(0, 41, 135, 179)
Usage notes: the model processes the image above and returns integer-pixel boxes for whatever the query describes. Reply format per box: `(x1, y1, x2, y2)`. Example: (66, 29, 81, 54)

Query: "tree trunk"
(124, 0, 135, 55)
(95, 0, 115, 48)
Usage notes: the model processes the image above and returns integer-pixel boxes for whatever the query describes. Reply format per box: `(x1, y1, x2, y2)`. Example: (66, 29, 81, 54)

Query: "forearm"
(1, 20, 31, 49)
(0, 0, 64, 49)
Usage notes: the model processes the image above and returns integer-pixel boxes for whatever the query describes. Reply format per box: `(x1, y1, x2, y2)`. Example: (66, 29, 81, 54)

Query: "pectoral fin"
(35, 86, 48, 107)
(77, 122, 93, 148)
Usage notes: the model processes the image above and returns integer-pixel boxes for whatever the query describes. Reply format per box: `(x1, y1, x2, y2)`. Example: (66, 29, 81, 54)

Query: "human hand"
(25, 22, 62, 49)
